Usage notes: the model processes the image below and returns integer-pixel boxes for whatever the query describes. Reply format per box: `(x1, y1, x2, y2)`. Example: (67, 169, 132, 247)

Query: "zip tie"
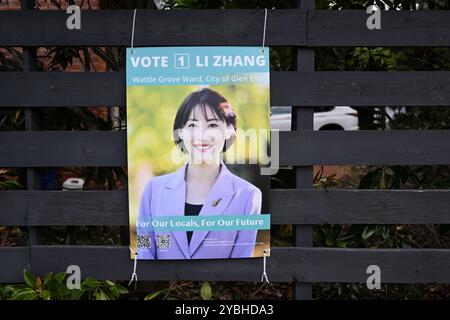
(128, 248, 138, 289)
(130, 9, 137, 55)
(260, 249, 270, 283)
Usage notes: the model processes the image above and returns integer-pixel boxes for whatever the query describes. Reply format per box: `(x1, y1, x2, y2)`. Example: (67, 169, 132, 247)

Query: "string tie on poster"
(130, 8, 137, 56)
(260, 249, 270, 283)
(260, 8, 268, 55)
(128, 248, 138, 289)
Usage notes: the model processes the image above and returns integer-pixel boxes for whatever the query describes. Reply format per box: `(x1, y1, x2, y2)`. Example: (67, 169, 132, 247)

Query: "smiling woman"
(172, 88, 237, 161)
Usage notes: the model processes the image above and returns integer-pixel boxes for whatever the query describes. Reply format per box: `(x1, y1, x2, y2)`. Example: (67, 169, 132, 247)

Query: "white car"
(270, 106, 359, 131)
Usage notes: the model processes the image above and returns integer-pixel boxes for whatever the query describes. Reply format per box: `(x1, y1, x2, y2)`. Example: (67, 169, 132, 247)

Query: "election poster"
(126, 46, 271, 260)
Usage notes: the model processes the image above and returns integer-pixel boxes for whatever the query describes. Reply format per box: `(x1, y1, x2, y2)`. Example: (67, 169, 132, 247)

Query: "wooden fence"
(1, 1, 450, 300)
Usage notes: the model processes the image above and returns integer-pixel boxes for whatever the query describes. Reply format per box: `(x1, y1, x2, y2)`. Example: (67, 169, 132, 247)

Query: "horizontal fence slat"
(0, 247, 29, 283)
(0, 131, 126, 167)
(1, 131, 449, 167)
(278, 130, 450, 165)
(0, 191, 127, 226)
(2, 71, 450, 107)
(1, 10, 450, 46)
(0, 10, 306, 46)
(2, 190, 450, 226)
(0, 72, 123, 107)
(308, 11, 450, 47)
(271, 189, 450, 224)
(0, 246, 445, 283)
(272, 71, 450, 106)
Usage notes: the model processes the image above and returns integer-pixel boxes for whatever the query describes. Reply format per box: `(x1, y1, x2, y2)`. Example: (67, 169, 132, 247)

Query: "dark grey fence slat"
(2, 245, 448, 283)
(271, 189, 450, 224)
(0, 247, 29, 283)
(0, 191, 127, 226)
(279, 130, 450, 165)
(0, 10, 306, 46)
(296, 247, 450, 283)
(1, 131, 450, 167)
(2, 189, 450, 226)
(0, 72, 123, 107)
(0, 246, 440, 283)
(0, 131, 127, 167)
(2, 72, 450, 107)
(1, 10, 450, 46)
(308, 11, 450, 47)
(273, 71, 450, 106)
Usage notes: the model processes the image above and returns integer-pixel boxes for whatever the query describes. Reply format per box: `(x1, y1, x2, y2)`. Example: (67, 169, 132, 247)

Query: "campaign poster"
(126, 46, 271, 260)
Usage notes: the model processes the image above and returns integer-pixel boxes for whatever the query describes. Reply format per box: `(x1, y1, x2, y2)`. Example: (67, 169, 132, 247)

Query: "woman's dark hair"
(173, 88, 237, 153)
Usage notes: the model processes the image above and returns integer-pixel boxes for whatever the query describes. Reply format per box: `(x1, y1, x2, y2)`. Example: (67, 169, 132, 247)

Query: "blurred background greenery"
(127, 82, 270, 249)
(127, 83, 270, 178)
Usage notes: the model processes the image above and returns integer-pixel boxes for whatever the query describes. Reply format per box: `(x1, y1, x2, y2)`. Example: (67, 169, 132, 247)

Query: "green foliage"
(0, 270, 128, 300)
(200, 281, 212, 300)
(144, 289, 165, 300)
(0, 169, 25, 191)
(388, 106, 450, 130)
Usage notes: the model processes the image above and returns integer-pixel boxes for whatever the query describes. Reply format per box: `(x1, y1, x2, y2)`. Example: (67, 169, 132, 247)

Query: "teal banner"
(126, 46, 269, 86)
(137, 214, 270, 232)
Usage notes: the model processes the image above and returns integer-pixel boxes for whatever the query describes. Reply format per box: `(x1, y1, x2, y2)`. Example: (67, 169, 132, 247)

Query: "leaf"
(35, 276, 43, 289)
(106, 285, 120, 299)
(144, 289, 165, 300)
(381, 226, 391, 240)
(380, 169, 386, 189)
(23, 270, 36, 289)
(200, 281, 212, 300)
(10, 288, 37, 300)
(54, 272, 67, 284)
(94, 289, 110, 300)
(113, 283, 129, 295)
(40, 290, 51, 300)
(42, 272, 53, 288)
(362, 226, 376, 240)
(384, 167, 395, 176)
(70, 288, 84, 300)
(82, 277, 100, 288)
(105, 280, 115, 287)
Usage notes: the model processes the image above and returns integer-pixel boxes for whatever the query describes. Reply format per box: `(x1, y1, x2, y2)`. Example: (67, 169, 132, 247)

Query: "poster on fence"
(126, 47, 271, 260)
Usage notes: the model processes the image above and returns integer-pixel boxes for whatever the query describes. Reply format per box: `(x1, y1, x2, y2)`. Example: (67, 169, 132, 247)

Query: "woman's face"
(181, 104, 231, 165)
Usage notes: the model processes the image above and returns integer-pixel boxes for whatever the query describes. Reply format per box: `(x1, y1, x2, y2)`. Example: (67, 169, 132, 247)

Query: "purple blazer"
(136, 162, 262, 260)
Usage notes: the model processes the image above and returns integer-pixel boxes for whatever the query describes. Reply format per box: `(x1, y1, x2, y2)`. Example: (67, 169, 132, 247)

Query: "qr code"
(156, 234, 171, 249)
(137, 235, 151, 249)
